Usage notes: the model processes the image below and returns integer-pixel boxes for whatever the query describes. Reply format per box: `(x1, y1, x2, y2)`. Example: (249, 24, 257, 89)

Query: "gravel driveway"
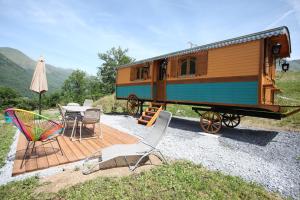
(101, 114, 300, 199)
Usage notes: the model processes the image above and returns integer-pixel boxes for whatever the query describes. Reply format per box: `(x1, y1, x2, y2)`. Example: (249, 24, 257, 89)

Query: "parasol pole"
(39, 93, 42, 115)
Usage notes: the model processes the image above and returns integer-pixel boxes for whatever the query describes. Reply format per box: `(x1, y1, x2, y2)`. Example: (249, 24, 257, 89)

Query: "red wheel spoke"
(203, 124, 209, 128)
(212, 124, 218, 129)
(127, 95, 139, 116)
(200, 111, 222, 134)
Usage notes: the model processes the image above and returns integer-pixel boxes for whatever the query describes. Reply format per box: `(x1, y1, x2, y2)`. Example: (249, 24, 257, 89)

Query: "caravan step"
(151, 102, 164, 108)
(142, 115, 152, 121)
(145, 111, 156, 116)
(138, 119, 148, 125)
(148, 107, 159, 111)
(138, 104, 164, 127)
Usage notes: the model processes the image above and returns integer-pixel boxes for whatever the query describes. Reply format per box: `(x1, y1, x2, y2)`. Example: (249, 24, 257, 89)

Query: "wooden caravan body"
(116, 26, 291, 113)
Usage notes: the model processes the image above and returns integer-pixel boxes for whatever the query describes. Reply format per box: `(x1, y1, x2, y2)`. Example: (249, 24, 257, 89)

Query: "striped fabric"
(4, 108, 63, 141)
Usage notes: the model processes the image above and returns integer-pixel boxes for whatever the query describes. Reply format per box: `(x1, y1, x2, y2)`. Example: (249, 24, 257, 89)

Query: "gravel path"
(101, 114, 300, 199)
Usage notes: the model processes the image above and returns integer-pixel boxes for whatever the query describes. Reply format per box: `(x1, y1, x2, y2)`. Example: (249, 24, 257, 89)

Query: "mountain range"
(0, 47, 72, 97)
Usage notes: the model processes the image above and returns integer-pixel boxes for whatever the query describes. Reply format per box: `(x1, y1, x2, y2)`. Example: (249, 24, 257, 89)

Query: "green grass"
(167, 104, 199, 118)
(94, 93, 127, 113)
(274, 71, 300, 128)
(0, 176, 40, 200)
(39, 109, 60, 120)
(0, 123, 16, 167)
(0, 162, 283, 200)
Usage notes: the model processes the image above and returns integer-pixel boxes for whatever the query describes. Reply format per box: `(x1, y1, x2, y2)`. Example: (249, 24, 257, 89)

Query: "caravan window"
(189, 58, 196, 75)
(131, 65, 150, 80)
(180, 57, 196, 76)
(180, 60, 187, 76)
(142, 66, 149, 79)
(136, 67, 142, 80)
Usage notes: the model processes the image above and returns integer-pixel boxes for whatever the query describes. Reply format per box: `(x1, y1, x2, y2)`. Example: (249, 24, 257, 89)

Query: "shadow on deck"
(12, 123, 138, 176)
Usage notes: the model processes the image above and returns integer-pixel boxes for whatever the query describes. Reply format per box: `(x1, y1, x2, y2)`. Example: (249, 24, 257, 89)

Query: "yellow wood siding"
(117, 66, 152, 85)
(117, 41, 260, 84)
(207, 40, 260, 77)
(117, 67, 131, 84)
(263, 87, 273, 105)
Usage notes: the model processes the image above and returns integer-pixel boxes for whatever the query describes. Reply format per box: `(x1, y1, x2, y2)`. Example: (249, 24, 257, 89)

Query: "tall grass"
(93, 93, 127, 113)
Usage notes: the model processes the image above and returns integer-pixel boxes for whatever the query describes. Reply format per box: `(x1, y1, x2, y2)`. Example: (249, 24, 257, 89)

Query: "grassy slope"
(0, 47, 72, 96)
(0, 162, 282, 200)
(0, 53, 33, 97)
(166, 71, 300, 131)
(94, 93, 127, 113)
(0, 124, 16, 167)
(287, 59, 300, 71)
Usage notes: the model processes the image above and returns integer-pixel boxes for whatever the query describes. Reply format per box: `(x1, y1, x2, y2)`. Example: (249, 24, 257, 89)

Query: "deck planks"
(50, 137, 69, 165)
(35, 142, 49, 170)
(12, 123, 138, 176)
(43, 140, 59, 167)
(63, 136, 86, 160)
(12, 134, 28, 175)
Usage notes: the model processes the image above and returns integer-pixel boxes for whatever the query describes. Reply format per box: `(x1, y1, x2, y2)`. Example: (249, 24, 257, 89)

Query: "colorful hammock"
(4, 108, 63, 141)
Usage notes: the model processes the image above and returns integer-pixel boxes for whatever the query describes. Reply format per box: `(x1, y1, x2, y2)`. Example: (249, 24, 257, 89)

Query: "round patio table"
(62, 105, 92, 112)
(62, 105, 92, 141)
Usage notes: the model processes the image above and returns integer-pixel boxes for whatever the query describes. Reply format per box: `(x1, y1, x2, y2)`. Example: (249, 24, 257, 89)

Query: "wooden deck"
(12, 123, 138, 176)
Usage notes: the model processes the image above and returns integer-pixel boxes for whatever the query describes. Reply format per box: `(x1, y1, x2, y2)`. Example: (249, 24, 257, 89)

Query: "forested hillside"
(0, 53, 33, 96)
(0, 47, 72, 96)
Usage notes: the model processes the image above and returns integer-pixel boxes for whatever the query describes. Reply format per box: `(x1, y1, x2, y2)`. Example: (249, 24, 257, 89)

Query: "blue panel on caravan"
(116, 84, 152, 99)
(166, 81, 258, 105)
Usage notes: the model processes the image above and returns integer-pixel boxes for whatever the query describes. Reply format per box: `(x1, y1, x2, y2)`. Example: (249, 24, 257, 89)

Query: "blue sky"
(0, 0, 299, 74)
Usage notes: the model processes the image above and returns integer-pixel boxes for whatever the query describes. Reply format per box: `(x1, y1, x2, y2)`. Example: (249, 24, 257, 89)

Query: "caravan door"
(156, 60, 167, 101)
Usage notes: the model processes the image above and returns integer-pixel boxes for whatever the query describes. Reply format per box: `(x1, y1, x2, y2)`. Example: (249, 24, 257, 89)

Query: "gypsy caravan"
(116, 26, 299, 133)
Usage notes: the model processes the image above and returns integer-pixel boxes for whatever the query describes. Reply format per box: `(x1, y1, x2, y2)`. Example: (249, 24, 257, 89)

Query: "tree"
(0, 86, 38, 110)
(44, 91, 61, 108)
(0, 86, 20, 100)
(0, 86, 20, 110)
(97, 47, 135, 94)
(61, 70, 87, 104)
(86, 76, 103, 100)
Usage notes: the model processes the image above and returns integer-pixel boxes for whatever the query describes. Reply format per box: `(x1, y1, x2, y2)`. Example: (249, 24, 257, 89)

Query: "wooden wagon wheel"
(127, 95, 139, 116)
(222, 113, 240, 128)
(200, 111, 222, 134)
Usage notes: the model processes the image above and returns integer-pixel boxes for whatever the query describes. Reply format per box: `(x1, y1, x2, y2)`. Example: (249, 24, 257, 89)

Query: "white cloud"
(265, 9, 295, 29)
(0, 0, 165, 73)
(286, 0, 300, 25)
